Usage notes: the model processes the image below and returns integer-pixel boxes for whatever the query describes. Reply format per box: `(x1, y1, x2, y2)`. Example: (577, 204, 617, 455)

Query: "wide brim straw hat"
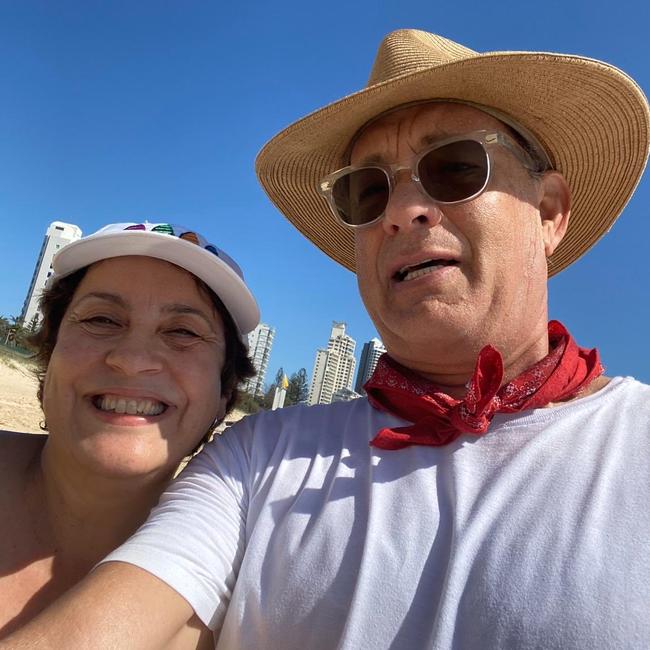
(256, 29, 650, 276)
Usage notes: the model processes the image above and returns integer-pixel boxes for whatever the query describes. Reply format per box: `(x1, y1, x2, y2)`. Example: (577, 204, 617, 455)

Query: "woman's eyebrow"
(73, 295, 214, 326)
(73, 292, 127, 307)
(162, 304, 216, 328)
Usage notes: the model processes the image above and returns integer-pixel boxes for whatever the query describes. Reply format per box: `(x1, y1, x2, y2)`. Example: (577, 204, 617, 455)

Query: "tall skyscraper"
(243, 323, 275, 397)
(308, 322, 356, 406)
(354, 337, 386, 395)
(21, 221, 82, 326)
(331, 387, 361, 403)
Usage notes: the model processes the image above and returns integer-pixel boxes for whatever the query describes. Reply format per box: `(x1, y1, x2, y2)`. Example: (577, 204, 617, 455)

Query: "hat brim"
(256, 51, 650, 276)
(53, 230, 260, 336)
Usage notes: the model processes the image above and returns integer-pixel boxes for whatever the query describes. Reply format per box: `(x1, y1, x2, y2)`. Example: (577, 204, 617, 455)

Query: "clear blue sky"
(1, 0, 649, 385)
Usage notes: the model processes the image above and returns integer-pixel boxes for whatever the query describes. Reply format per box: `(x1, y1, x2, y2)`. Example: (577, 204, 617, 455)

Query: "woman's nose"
(104, 334, 164, 376)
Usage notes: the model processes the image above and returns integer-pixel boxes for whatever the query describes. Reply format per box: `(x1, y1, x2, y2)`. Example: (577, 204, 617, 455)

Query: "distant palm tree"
(5, 315, 25, 347)
(27, 314, 40, 333)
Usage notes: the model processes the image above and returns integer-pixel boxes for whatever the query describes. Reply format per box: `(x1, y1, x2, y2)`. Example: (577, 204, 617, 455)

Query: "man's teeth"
(96, 395, 165, 416)
(403, 266, 437, 281)
(397, 260, 455, 282)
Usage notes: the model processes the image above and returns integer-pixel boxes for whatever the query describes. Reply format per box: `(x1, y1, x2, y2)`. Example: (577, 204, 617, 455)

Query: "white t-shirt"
(105, 376, 650, 649)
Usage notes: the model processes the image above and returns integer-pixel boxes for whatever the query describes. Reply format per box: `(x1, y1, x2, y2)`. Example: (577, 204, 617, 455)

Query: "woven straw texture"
(256, 30, 650, 276)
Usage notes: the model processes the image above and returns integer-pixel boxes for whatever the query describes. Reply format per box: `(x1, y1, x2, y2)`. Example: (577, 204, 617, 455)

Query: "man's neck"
(389, 333, 552, 399)
(545, 374, 610, 407)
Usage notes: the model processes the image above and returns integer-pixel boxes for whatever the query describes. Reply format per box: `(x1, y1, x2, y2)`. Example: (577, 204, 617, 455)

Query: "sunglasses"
(318, 130, 539, 228)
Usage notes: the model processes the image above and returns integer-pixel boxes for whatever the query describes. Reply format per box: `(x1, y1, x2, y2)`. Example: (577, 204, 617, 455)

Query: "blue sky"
(1, 0, 649, 385)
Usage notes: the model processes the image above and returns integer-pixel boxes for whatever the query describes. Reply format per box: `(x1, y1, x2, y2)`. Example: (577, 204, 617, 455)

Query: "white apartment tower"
(354, 337, 386, 394)
(243, 323, 275, 397)
(21, 221, 82, 327)
(308, 322, 356, 406)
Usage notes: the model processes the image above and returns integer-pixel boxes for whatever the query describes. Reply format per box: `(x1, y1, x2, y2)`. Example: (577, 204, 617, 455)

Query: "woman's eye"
(82, 316, 119, 327)
(167, 328, 200, 338)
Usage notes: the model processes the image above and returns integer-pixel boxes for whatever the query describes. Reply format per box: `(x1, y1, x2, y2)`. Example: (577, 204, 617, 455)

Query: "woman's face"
(42, 256, 228, 480)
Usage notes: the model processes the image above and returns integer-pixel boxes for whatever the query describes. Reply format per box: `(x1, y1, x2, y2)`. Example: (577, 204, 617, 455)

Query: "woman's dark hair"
(28, 265, 256, 439)
(29, 268, 90, 407)
(194, 276, 256, 420)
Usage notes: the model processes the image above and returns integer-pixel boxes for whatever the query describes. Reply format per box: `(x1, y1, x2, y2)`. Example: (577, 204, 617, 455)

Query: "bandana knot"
(366, 321, 602, 451)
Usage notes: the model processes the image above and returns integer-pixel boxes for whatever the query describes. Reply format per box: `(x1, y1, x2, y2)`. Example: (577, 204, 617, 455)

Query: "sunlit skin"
(0, 255, 226, 645)
(41, 256, 228, 487)
(352, 103, 573, 396)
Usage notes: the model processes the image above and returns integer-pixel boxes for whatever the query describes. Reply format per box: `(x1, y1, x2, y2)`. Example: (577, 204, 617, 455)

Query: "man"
(3, 29, 649, 649)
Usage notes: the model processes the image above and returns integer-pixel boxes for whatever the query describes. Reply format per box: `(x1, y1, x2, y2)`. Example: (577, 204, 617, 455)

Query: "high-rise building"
(243, 323, 275, 397)
(331, 387, 361, 403)
(308, 322, 356, 406)
(354, 337, 386, 395)
(21, 221, 82, 327)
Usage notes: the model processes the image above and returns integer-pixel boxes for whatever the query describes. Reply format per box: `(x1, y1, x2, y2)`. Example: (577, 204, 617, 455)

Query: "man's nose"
(381, 173, 443, 235)
(104, 333, 164, 376)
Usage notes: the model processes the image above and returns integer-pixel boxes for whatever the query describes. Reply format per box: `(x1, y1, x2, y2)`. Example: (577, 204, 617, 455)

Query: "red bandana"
(366, 321, 603, 450)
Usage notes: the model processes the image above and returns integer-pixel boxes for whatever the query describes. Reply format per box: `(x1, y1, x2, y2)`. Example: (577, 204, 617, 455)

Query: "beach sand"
(0, 350, 248, 435)
(0, 353, 43, 433)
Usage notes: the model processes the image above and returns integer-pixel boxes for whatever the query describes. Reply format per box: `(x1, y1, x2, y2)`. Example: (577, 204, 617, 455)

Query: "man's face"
(352, 103, 564, 375)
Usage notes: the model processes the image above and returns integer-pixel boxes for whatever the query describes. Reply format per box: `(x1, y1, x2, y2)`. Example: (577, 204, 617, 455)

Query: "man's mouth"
(393, 259, 458, 282)
(92, 394, 168, 416)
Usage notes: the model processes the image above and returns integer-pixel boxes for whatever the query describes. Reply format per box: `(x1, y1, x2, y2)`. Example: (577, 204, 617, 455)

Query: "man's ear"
(538, 171, 571, 256)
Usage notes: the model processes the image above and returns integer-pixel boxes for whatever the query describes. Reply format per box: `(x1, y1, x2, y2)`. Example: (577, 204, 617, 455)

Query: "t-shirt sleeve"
(101, 420, 253, 630)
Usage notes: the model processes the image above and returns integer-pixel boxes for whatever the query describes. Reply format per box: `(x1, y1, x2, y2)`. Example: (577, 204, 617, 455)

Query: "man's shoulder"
(549, 376, 650, 423)
(595, 375, 650, 401)
(605, 375, 650, 415)
(562, 376, 650, 441)
(234, 398, 378, 434)
(218, 397, 387, 457)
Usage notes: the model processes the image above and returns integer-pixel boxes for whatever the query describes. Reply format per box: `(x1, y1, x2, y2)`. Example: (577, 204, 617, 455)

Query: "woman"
(0, 222, 258, 646)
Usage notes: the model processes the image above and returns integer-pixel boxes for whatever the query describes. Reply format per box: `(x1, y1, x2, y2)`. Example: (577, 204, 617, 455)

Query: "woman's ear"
(216, 392, 229, 424)
(538, 171, 571, 256)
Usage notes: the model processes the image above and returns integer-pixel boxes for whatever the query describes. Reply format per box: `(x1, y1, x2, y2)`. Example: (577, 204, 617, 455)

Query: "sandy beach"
(0, 351, 43, 433)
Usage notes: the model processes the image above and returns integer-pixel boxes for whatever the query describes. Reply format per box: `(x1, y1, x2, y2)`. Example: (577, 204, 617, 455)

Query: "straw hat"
(256, 29, 650, 276)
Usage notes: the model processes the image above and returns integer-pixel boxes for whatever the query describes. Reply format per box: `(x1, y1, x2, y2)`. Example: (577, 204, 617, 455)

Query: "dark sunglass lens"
(418, 140, 489, 203)
(332, 168, 389, 226)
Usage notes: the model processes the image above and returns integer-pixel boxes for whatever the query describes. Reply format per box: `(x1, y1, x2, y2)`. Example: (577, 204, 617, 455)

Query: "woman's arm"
(0, 562, 195, 649)
(167, 614, 213, 650)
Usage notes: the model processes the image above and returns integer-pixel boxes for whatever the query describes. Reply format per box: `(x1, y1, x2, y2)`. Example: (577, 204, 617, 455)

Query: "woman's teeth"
(95, 395, 165, 416)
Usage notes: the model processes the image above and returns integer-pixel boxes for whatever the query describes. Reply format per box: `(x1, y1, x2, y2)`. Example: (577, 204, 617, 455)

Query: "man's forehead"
(351, 101, 506, 162)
